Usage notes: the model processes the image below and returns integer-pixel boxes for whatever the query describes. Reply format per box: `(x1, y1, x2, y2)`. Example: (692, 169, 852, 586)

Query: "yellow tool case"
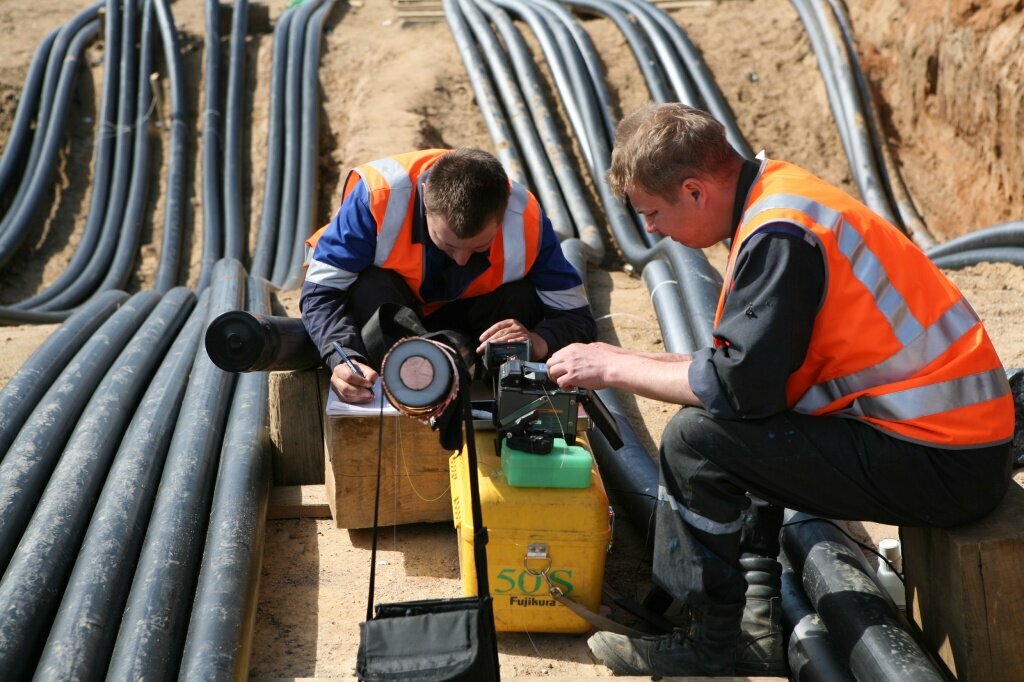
(449, 432, 611, 633)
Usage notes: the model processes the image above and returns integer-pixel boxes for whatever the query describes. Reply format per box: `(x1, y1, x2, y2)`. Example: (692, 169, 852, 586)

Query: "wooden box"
(902, 481, 1024, 680)
(324, 414, 454, 528)
(268, 369, 329, 486)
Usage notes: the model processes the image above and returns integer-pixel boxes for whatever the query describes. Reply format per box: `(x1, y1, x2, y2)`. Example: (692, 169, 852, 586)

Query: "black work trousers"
(347, 266, 545, 345)
(653, 406, 1012, 606)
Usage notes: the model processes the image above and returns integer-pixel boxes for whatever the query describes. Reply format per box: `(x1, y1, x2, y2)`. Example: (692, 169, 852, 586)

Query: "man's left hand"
(477, 319, 548, 360)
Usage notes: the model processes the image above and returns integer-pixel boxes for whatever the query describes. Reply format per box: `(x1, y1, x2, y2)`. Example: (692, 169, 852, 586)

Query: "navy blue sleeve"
(528, 215, 597, 352)
(689, 226, 825, 418)
(301, 180, 378, 369)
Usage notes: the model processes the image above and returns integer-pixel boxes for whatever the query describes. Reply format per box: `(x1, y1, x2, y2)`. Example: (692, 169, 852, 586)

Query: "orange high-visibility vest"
(305, 149, 544, 314)
(715, 159, 1013, 448)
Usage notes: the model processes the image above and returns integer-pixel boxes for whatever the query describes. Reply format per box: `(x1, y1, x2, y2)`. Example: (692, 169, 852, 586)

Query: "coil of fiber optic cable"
(380, 337, 460, 420)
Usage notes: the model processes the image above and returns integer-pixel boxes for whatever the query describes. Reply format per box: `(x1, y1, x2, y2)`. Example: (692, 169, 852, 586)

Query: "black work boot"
(735, 554, 788, 676)
(588, 602, 743, 676)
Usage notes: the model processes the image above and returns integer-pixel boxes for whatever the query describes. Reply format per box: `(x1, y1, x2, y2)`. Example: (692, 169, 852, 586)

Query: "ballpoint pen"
(331, 340, 366, 378)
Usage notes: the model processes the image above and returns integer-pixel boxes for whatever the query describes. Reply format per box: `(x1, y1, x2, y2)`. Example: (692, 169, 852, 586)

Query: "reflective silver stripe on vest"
(795, 297, 981, 412)
(742, 193, 923, 345)
(839, 368, 1010, 422)
(366, 157, 414, 266)
(502, 181, 529, 283)
(305, 259, 360, 291)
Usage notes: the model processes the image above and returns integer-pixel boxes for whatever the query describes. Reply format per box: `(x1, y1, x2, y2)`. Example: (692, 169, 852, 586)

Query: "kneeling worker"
(547, 104, 1014, 677)
(302, 147, 597, 403)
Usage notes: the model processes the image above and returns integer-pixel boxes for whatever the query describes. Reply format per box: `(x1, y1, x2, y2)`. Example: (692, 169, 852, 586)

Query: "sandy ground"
(1, 0, 1023, 679)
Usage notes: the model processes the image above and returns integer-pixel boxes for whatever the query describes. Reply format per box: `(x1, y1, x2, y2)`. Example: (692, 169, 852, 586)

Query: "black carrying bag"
(356, 357, 500, 681)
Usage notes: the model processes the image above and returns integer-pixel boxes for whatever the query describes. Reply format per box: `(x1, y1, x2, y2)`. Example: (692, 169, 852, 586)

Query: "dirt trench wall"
(852, 0, 1024, 240)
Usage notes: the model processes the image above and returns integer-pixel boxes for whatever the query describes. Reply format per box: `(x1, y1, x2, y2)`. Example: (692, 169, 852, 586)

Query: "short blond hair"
(608, 104, 741, 201)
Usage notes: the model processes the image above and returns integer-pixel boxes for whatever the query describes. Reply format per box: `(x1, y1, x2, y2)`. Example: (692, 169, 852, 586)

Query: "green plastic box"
(500, 437, 593, 489)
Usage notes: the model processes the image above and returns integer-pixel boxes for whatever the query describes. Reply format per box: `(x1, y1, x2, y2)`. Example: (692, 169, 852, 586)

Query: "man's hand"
(477, 318, 549, 360)
(546, 342, 618, 390)
(330, 359, 379, 404)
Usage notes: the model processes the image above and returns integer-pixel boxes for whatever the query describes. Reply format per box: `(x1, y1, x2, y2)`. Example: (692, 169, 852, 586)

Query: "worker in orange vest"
(547, 104, 1014, 677)
(302, 147, 596, 404)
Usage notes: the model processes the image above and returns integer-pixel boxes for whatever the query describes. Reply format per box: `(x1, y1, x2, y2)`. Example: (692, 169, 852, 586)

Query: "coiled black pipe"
(0, 291, 160, 576)
(197, 0, 224, 292)
(178, 276, 272, 679)
(458, 0, 572, 240)
(930, 247, 1024, 270)
(250, 9, 293, 281)
(38, 0, 140, 311)
(10, 0, 122, 312)
(153, 0, 189, 293)
(0, 4, 101, 225)
(223, 0, 250, 264)
(0, 290, 127, 459)
(926, 220, 1024, 259)
(35, 290, 210, 681)
(0, 29, 59, 204)
(280, 0, 335, 289)
(642, 258, 696, 354)
(271, 0, 322, 285)
(442, 0, 525, 180)
(205, 310, 320, 372)
(779, 557, 854, 682)
(781, 512, 944, 681)
(0, 16, 101, 269)
(106, 259, 244, 680)
(0, 288, 194, 675)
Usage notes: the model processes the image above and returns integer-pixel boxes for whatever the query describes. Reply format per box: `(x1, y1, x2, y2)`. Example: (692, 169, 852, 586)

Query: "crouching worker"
(302, 147, 597, 403)
(546, 104, 1014, 677)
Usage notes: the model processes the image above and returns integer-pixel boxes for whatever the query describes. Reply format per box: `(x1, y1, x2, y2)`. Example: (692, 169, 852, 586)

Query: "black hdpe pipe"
(0, 291, 160, 576)
(197, 0, 224, 292)
(476, 0, 604, 259)
(271, 0, 322, 286)
(39, 0, 142, 311)
(11, 0, 122, 312)
(0, 290, 127, 459)
(779, 553, 855, 682)
(178, 276, 272, 679)
(930, 246, 1024, 270)
(205, 310, 320, 372)
(280, 0, 335, 290)
(459, 0, 572, 241)
(781, 511, 945, 681)
(926, 220, 1024, 259)
(0, 17, 100, 269)
(443, 0, 525, 180)
(106, 259, 244, 681)
(35, 291, 210, 681)
(250, 9, 293, 281)
(0, 4, 101, 224)
(0, 288, 195, 674)
(0, 29, 59, 204)
(223, 0, 250, 264)
(153, 0, 189, 293)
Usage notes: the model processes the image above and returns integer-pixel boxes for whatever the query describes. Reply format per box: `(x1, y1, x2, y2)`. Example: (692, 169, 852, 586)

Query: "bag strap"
(364, 352, 490, 619)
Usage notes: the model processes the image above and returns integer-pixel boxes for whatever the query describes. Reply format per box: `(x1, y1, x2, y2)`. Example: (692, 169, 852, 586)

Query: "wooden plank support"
(269, 369, 330, 486)
(268, 485, 332, 520)
(902, 481, 1024, 680)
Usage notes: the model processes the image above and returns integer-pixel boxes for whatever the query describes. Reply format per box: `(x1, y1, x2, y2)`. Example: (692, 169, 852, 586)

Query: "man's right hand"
(330, 360, 379, 404)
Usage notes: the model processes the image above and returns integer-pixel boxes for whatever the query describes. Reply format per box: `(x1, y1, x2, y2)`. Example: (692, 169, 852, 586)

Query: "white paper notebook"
(324, 380, 399, 417)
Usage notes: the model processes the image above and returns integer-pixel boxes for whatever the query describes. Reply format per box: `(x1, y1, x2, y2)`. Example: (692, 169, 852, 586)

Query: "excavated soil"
(1, 0, 1022, 678)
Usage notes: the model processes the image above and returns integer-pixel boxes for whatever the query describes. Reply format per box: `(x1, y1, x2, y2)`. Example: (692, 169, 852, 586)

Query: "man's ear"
(680, 177, 705, 206)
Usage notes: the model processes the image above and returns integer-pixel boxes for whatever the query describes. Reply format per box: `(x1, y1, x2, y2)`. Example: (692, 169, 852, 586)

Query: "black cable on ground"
(179, 275, 272, 679)
(0, 291, 160, 577)
(0, 290, 128, 459)
(153, 0, 189, 293)
(250, 9, 293, 282)
(0, 288, 194, 674)
(197, 0, 225, 292)
(35, 290, 209, 681)
(106, 259, 244, 681)
(926, 220, 1024, 259)
(223, 0, 250, 264)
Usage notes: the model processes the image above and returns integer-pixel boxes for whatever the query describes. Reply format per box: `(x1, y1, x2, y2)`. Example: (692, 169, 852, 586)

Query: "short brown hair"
(608, 104, 741, 201)
(424, 148, 510, 238)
